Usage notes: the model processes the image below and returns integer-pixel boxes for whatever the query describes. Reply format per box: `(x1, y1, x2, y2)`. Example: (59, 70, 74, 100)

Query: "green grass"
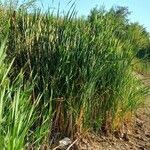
(0, 40, 53, 149)
(133, 58, 150, 76)
(0, 4, 149, 149)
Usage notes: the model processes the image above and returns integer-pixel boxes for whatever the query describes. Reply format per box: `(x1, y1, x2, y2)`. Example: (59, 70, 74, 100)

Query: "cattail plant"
(0, 2, 149, 149)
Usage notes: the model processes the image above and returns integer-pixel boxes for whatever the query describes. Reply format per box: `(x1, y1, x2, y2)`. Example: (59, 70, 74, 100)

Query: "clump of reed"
(0, 5, 148, 149)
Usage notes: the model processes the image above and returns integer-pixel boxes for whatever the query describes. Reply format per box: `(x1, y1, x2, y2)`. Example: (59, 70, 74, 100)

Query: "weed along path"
(76, 73, 150, 150)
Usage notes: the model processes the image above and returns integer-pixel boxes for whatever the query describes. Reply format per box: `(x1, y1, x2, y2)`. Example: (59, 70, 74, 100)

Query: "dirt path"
(78, 73, 150, 150)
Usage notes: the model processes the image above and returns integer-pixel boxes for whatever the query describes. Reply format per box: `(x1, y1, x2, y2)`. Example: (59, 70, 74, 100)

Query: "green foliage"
(0, 39, 52, 149)
(0, 3, 149, 149)
(127, 23, 150, 54)
(0, 40, 34, 149)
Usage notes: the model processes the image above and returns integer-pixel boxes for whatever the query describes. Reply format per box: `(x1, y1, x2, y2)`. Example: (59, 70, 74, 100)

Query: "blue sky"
(38, 0, 150, 32)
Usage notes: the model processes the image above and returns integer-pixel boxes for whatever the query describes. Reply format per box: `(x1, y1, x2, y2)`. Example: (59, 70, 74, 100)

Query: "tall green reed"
(0, 6, 148, 145)
(0, 39, 35, 149)
(0, 38, 53, 149)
